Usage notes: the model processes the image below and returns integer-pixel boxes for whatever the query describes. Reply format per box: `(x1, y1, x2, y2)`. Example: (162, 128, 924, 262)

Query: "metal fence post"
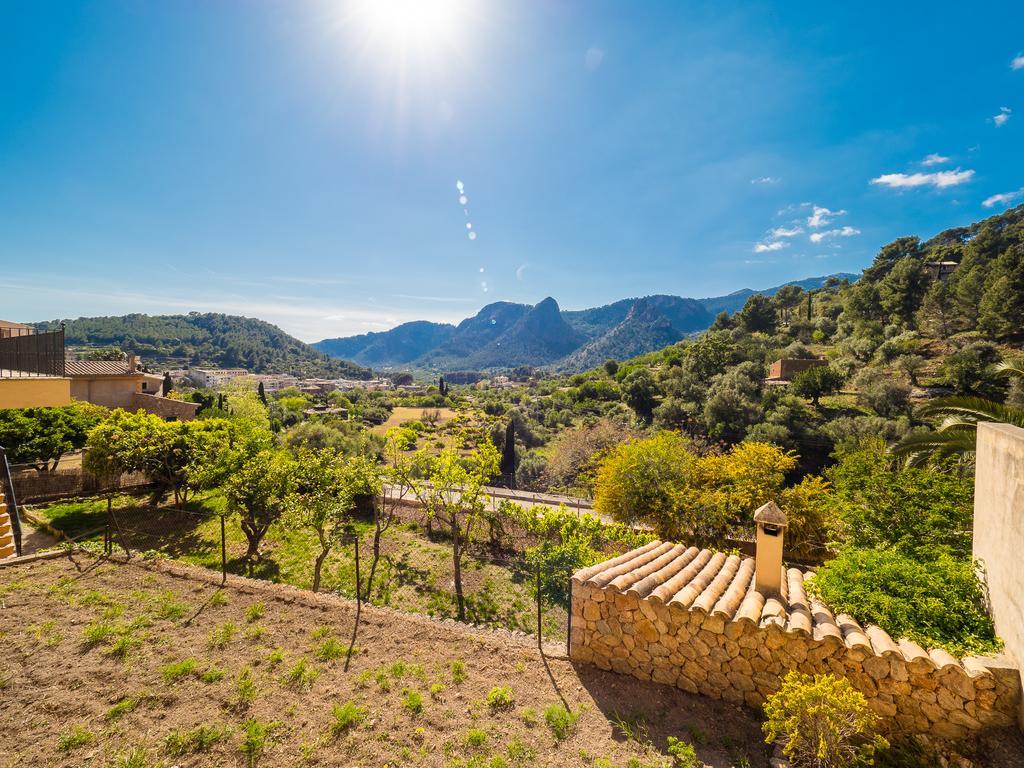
(535, 563, 543, 651)
(353, 535, 361, 607)
(220, 514, 227, 585)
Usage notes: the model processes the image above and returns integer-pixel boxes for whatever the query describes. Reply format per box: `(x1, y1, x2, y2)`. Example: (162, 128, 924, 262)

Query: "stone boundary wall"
(570, 578, 1021, 739)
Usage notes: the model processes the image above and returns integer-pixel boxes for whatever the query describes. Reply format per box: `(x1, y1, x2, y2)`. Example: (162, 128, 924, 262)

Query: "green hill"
(35, 313, 371, 379)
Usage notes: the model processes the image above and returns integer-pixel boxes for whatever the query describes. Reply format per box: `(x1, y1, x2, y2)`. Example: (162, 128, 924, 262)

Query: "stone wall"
(973, 422, 1024, 728)
(570, 577, 1021, 739)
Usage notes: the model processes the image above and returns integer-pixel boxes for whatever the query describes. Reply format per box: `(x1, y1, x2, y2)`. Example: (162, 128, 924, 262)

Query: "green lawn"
(30, 492, 563, 638)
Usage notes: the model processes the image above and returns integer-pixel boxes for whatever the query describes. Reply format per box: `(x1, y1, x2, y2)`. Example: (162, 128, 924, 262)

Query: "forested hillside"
(35, 313, 370, 378)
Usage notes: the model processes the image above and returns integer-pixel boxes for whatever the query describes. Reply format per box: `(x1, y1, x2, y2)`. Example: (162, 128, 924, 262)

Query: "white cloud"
(770, 226, 803, 238)
(870, 168, 974, 189)
(982, 188, 1024, 208)
(807, 205, 846, 228)
(809, 226, 861, 244)
(993, 107, 1012, 127)
(1012, 54, 1024, 70)
(754, 240, 787, 253)
(921, 153, 950, 167)
(751, 176, 780, 185)
(584, 47, 604, 71)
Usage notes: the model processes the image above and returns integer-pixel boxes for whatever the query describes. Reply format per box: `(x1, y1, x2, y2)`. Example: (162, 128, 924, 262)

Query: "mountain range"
(314, 274, 855, 372)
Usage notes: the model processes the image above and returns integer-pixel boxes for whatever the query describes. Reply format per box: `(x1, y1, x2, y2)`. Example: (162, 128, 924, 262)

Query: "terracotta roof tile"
(66, 360, 136, 377)
(572, 540, 991, 676)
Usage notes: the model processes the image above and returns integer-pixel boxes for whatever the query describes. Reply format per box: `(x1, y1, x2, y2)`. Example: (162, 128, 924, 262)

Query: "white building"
(188, 368, 249, 388)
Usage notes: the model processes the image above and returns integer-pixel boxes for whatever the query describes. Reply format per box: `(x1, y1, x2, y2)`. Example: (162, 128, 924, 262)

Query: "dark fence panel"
(11, 466, 152, 503)
(0, 327, 65, 377)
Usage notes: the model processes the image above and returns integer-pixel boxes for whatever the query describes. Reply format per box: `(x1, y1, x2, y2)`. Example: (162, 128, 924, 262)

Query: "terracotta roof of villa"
(572, 541, 977, 672)
(66, 360, 138, 377)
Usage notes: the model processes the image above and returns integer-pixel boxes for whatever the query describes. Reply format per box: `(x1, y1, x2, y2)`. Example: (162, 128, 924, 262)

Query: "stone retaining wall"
(570, 578, 1021, 739)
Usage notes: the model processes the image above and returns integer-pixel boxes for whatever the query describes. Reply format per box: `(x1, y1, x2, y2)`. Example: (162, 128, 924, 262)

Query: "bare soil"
(0, 552, 772, 768)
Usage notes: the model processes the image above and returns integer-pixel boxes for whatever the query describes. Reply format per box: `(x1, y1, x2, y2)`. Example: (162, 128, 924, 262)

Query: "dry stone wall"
(570, 551, 1021, 739)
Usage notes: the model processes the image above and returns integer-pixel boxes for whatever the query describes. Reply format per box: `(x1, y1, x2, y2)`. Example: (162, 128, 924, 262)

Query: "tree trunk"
(240, 519, 270, 562)
(312, 531, 331, 593)
(365, 521, 383, 603)
(452, 517, 465, 621)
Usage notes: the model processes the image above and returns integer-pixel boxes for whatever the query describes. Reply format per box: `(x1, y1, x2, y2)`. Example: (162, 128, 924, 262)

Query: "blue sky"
(2, 1, 1022, 342)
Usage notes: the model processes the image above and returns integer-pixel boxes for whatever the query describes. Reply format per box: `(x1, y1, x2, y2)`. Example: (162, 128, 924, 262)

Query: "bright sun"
(349, 0, 472, 58)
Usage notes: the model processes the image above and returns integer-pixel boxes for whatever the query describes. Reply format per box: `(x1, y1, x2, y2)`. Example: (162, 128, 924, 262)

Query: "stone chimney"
(127, 354, 137, 372)
(753, 501, 787, 597)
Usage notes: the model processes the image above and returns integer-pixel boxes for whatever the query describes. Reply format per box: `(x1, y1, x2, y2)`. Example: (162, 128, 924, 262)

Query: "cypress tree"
(500, 418, 516, 489)
(258, 380, 267, 405)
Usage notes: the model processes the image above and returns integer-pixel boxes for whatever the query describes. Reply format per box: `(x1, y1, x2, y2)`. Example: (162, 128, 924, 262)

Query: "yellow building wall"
(70, 377, 142, 409)
(0, 378, 72, 409)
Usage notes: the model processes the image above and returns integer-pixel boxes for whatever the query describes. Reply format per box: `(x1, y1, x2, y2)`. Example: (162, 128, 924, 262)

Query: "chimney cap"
(754, 500, 787, 527)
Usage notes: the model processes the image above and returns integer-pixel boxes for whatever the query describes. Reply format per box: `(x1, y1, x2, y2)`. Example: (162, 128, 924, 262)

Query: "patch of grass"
(163, 724, 228, 756)
(245, 601, 265, 623)
(283, 658, 319, 690)
(451, 659, 467, 683)
(208, 621, 236, 649)
(266, 647, 285, 667)
(464, 728, 488, 749)
(430, 682, 447, 700)
(507, 739, 535, 762)
(375, 668, 392, 692)
(155, 591, 188, 620)
(611, 711, 649, 744)
(111, 746, 148, 768)
(401, 688, 424, 716)
(544, 704, 579, 741)
(240, 718, 278, 768)
(200, 666, 226, 683)
(519, 707, 538, 726)
(316, 637, 345, 662)
(57, 725, 94, 753)
(29, 620, 63, 648)
(161, 658, 198, 684)
(310, 625, 331, 640)
(106, 631, 141, 660)
(389, 659, 408, 678)
(82, 620, 117, 647)
(106, 696, 141, 721)
(209, 590, 229, 607)
(245, 624, 266, 642)
(487, 686, 515, 712)
(330, 701, 368, 737)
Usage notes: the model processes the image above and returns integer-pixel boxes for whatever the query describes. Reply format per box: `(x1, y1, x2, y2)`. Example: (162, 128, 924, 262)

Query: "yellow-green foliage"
(763, 671, 887, 768)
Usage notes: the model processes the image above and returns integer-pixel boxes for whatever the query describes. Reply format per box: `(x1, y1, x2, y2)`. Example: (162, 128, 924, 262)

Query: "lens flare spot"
(468, 231, 477, 240)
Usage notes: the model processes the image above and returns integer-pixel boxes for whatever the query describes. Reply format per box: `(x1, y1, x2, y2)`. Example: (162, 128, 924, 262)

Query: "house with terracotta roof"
(67, 356, 198, 420)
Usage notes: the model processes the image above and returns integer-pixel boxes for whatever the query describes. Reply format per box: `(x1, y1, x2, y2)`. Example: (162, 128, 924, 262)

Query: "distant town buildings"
(188, 368, 250, 388)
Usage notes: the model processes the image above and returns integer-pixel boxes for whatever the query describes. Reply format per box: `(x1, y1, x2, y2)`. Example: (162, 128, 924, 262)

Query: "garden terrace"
(569, 541, 1022, 740)
(0, 550, 773, 768)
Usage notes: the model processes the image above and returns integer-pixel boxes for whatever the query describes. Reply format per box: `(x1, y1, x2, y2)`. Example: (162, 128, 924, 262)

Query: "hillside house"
(68, 357, 198, 420)
(925, 261, 958, 282)
(767, 357, 827, 382)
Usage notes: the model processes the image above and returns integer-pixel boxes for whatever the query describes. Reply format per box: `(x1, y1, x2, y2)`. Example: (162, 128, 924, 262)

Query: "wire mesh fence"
(91, 496, 576, 654)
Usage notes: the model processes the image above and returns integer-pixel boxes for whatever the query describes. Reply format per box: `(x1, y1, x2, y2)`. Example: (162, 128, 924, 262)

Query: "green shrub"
(464, 728, 488, 748)
(451, 659, 467, 683)
(283, 658, 319, 690)
(763, 671, 887, 768)
(543, 704, 579, 741)
(160, 658, 198, 683)
(667, 736, 701, 768)
(430, 682, 446, 700)
(810, 547, 999, 656)
(240, 719, 278, 768)
(486, 686, 515, 712)
(208, 622, 236, 649)
(57, 725, 94, 752)
(236, 667, 258, 706)
(402, 688, 424, 716)
(245, 601, 265, 623)
(163, 724, 226, 756)
(316, 638, 345, 661)
(330, 701, 368, 736)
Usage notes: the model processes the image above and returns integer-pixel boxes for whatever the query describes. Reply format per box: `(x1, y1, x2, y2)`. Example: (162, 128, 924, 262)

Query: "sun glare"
(349, 0, 472, 58)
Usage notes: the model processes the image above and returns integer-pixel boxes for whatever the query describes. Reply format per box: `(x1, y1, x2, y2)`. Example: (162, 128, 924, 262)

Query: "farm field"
(371, 406, 460, 436)
(0, 553, 773, 768)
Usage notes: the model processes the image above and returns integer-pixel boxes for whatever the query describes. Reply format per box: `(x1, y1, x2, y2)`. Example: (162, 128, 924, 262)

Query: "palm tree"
(891, 360, 1024, 467)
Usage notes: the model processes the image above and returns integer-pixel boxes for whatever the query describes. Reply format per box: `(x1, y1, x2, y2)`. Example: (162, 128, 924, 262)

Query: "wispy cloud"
(754, 240, 787, 253)
(751, 176, 780, 185)
(982, 188, 1024, 208)
(993, 106, 1012, 127)
(807, 205, 846, 228)
(921, 153, 950, 167)
(770, 226, 803, 238)
(809, 226, 861, 244)
(870, 168, 974, 189)
(1012, 54, 1024, 70)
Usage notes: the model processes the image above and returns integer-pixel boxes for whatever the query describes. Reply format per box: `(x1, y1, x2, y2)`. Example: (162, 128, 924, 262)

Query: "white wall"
(974, 422, 1024, 727)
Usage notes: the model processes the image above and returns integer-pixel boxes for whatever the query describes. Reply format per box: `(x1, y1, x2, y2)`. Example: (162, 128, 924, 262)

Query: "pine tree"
(257, 380, 267, 405)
